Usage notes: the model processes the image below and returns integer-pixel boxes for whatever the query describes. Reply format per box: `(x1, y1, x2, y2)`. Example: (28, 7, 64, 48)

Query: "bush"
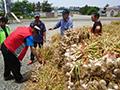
(115, 13, 120, 17)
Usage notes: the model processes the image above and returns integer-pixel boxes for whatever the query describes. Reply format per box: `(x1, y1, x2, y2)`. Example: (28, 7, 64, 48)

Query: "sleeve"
(30, 21, 35, 27)
(6, 25, 11, 35)
(42, 23, 47, 32)
(54, 20, 61, 29)
(68, 20, 73, 29)
(0, 30, 6, 44)
(0, 32, 3, 44)
(25, 36, 34, 46)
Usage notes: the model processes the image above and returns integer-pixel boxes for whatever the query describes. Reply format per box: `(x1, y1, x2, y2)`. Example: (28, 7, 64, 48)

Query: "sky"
(11, 0, 120, 8)
(15, 0, 120, 8)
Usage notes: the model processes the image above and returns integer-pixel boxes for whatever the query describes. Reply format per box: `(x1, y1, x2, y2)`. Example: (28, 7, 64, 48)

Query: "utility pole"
(3, 0, 20, 22)
(3, 0, 11, 16)
(3, 0, 7, 16)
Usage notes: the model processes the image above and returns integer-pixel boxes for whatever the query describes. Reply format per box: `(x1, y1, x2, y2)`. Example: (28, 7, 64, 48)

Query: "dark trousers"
(30, 42, 43, 61)
(1, 43, 23, 81)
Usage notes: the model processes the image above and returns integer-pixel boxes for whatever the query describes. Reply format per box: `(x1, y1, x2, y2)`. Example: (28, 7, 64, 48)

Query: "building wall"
(40, 12, 57, 18)
(106, 9, 119, 17)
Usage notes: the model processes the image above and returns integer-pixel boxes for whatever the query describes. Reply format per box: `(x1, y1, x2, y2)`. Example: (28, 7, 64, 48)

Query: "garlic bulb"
(99, 80, 107, 86)
(68, 81, 74, 87)
(66, 72, 71, 77)
(113, 69, 120, 77)
(113, 84, 119, 89)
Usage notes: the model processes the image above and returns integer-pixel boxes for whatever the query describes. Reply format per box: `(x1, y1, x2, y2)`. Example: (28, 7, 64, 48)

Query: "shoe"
(27, 60, 33, 65)
(15, 77, 28, 83)
(4, 75, 14, 81)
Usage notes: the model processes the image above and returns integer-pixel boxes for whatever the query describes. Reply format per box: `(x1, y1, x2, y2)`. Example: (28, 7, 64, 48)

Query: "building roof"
(106, 6, 120, 11)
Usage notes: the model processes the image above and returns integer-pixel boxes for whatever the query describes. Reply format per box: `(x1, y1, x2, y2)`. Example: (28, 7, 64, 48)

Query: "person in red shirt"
(1, 25, 41, 83)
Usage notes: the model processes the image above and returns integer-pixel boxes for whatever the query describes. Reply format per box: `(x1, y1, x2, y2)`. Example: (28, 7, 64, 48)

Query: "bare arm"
(30, 46, 41, 63)
(49, 20, 61, 30)
(43, 31, 46, 43)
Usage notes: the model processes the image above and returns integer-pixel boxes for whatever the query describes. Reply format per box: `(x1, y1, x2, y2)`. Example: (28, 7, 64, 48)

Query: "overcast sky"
(14, 0, 120, 8)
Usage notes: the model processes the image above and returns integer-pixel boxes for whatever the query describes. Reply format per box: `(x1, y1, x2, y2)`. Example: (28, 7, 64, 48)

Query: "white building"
(106, 6, 120, 17)
(99, 6, 120, 17)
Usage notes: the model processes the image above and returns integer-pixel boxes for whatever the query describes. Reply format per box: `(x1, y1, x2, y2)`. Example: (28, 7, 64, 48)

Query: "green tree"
(11, 0, 33, 16)
(36, 1, 41, 12)
(80, 5, 89, 15)
(32, 3, 36, 12)
(80, 5, 99, 15)
(0, 0, 4, 13)
(87, 7, 99, 15)
(41, 1, 52, 12)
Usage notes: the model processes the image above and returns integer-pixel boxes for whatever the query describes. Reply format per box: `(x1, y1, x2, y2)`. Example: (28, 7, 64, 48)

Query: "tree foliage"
(11, 0, 53, 17)
(11, 0, 33, 16)
(80, 5, 99, 15)
(41, 1, 52, 12)
(36, 1, 41, 12)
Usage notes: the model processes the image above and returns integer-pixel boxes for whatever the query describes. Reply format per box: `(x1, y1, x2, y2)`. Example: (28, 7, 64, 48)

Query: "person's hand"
(43, 42, 47, 47)
(43, 40, 46, 43)
(49, 28, 53, 30)
(88, 27, 91, 32)
(43, 37, 46, 43)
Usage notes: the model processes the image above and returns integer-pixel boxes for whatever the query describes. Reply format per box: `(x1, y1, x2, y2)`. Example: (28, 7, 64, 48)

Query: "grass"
(115, 13, 120, 17)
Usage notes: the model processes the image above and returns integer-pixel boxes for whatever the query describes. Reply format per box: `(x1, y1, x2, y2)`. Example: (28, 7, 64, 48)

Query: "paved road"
(0, 50, 35, 90)
(0, 15, 120, 90)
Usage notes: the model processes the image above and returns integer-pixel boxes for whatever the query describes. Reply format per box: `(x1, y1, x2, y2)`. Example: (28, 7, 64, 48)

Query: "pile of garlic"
(63, 54, 120, 90)
(57, 29, 120, 90)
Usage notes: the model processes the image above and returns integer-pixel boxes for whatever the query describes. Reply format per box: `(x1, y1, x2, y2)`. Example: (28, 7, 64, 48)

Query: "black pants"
(1, 43, 23, 81)
(30, 42, 43, 61)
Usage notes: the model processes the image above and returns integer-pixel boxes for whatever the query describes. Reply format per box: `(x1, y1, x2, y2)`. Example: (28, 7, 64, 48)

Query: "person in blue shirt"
(49, 9, 73, 35)
(28, 13, 46, 65)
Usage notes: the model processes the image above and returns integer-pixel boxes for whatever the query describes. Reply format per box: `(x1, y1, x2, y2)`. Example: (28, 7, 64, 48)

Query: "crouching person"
(1, 25, 42, 83)
(89, 13, 102, 36)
